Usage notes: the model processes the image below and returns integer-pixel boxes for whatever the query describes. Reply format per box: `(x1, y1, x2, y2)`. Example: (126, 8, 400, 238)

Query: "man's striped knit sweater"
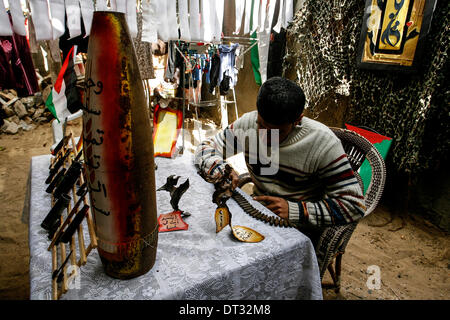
(194, 111, 366, 228)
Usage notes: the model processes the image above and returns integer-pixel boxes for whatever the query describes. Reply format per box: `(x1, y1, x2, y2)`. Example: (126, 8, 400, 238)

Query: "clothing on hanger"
(219, 43, 239, 89)
(0, 13, 39, 97)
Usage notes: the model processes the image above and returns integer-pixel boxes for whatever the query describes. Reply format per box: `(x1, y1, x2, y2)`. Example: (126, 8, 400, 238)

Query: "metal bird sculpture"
(157, 175, 190, 216)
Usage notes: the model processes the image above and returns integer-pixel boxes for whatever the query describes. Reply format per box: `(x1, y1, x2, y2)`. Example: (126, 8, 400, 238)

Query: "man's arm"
(255, 140, 366, 228)
(287, 140, 366, 227)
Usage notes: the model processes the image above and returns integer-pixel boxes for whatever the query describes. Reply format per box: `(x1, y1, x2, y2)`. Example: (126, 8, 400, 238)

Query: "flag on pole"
(45, 46, 82, 123)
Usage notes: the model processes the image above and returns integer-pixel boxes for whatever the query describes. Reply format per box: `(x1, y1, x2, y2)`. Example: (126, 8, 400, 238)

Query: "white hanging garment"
(234, 0, 245, 34)
(189, 0, 201, 41)
(49, 0, 66, 40)
(166, 0, 178, 40)
(126, 0, 137, 37)
(257, 0, 276, 83)
(284, 0, 294, 28)
(65, 0, 82, 39)
(154, 0, 169, 41)
(95, 0, 108, 11)
(79, 0, 94, 36)
(141, 0, 157, 43)
(114, 0, 126, 12)
(200, 0, 212, 42)
(243, 0, 252, 35)
(211, 0, 224, 43)
(108, 0, 117, 11)
(251, 0, 259, 34)
(0, 0, 12, 36)
(178, 0, 191, 41)
(9, 0, 27, 36)
(273, 0, 285, 33)
(28, 0, 53, 40)
(258, 0, 267, 33)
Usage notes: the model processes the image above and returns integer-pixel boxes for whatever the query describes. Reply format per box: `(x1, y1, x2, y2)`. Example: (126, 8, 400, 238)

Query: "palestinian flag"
(345, 124, 393, 195)
(45, 46, 82, 123)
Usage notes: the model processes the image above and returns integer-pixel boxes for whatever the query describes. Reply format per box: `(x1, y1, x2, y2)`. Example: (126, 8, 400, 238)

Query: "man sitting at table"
(194, 77, 366, 242)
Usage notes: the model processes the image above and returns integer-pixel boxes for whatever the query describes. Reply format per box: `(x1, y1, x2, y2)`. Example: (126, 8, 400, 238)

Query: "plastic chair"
(236, 127, 386, 293)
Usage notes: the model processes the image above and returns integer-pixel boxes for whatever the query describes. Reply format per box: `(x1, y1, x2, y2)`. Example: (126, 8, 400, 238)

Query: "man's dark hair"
(256, 77, 306, 125)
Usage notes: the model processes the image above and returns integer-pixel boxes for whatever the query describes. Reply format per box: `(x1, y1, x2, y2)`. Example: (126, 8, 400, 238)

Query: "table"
(28, 154, 323, 300)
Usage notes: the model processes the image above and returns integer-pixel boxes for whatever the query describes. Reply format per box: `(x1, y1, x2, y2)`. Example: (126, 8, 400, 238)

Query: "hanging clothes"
(9, 0, 26, 36)
(0, 14, 39, 97)
(49, 0, 66, 40)
(165, 41, 188, 97)
(189, 0, 201, 42)
(178, 0, 191, 41)
(59, 15, 89, 61)
(65, 0, 82, 39)
(219, 43, 239, 91)
(208, 52, 221, 93)
(0, 1, 12, 36)
(257, 0, 277, 83)
(79, 0, 94, 36)
(28, 0, 53, 40)
(142, 0, 158, 43)
(267, 29, 287, 79)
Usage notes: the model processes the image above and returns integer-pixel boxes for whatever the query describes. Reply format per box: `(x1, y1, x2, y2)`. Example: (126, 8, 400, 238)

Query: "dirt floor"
(0, 118, 448, 300)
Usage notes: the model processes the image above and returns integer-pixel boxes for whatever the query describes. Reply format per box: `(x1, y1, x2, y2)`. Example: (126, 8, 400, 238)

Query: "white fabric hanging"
(211, 0, 224, 43)
(65, 0, 82, 39)
(273, 0, 285, 33)
(284, 0, 294, 28)
(126, 0, 137, 37)
(79, 0, 94, 36)
(141, 0, 157, 43)
(251, 0, 260, 34)
(95, 0, 108, 11)
(28, 0, 53, 40)
(200, 0, 212, 42)
(9, 0, 27, 36)
(258, 0, 267, 33)
(189, 0, 201, 41)
(243, 0, 252, 35)
(166, 0, 178, 40)
(257, 0, 276, 83)
(234, 0, 245, 34)
(154, 0, 169, 41)
(0, 0, 12, 36)
(115, 0, 126, 12)
(49, 0, 66, 40)
(178, 0, 191, 41)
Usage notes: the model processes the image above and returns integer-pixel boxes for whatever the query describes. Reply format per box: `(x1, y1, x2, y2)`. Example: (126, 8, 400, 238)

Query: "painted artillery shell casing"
(83, 11, 158, 279)
(41, 193, 71, 230)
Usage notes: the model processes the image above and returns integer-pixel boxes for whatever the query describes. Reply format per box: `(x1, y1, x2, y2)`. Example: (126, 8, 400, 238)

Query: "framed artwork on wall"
(357, 0, 437, 72)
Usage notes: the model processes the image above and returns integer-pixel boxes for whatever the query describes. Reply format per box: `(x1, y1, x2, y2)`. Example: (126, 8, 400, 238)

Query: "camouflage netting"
(284, 0, 449, 174)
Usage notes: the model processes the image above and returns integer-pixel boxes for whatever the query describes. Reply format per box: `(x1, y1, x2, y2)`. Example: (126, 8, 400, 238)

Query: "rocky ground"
(0, 117, 448, 300)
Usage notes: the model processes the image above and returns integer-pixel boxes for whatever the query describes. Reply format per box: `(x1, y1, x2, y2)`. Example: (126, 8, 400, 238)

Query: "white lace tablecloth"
(28, 154, 323, 300)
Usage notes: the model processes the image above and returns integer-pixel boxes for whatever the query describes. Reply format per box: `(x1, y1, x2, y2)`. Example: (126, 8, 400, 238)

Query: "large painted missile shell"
(83, 11, 158, 279)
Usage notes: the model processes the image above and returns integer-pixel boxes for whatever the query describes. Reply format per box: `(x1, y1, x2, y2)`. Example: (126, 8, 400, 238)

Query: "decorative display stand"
(42, 131, 97, 300)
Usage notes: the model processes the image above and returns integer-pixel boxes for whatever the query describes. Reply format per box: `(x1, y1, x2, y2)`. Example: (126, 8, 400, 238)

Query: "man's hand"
(252, 195, 289, 219)
(230, 169, 239, 190)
